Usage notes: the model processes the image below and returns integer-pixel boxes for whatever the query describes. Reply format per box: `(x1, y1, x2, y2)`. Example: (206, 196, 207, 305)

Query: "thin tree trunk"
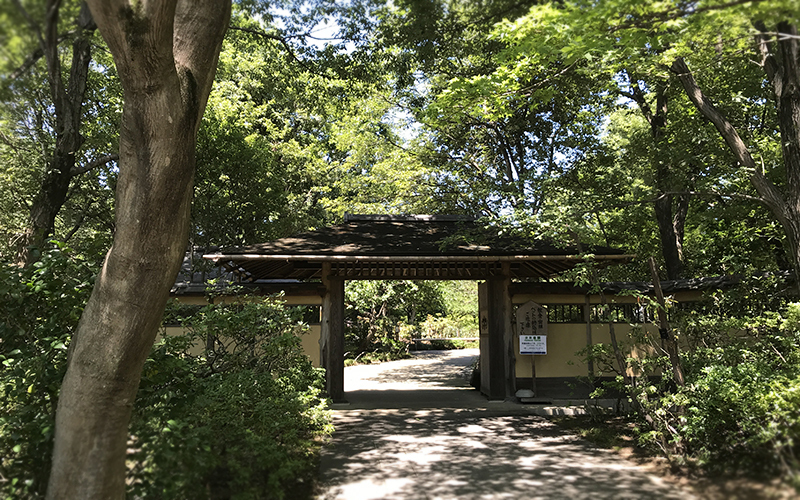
(46, 2, 231, 498)
(14, 2, 96, 266)
(654, 194, 685, 280)
(628, 77, 685, 279)
(600, 290, 631, 385)
(649, 257, 685, 387)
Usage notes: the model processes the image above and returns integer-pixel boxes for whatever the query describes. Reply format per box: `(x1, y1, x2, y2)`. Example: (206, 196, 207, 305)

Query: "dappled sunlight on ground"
(344, 349, 479, 392)
(317, 350, 697, 499)
(318, 408, 692, 499)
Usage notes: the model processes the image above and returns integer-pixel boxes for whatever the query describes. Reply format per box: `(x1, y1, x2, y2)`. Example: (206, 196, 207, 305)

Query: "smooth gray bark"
(46, 1, 231, 498)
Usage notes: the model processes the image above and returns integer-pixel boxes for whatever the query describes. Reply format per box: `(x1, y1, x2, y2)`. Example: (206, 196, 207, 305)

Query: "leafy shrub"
(629, 305, 800, 480)
(344, 280, 446, 359)
(1, 254, 331, 500)
(0, 245, 95, 499)
(129, 297, 332, 499)
(416, 313, 478, 340)
(410, 338, 478, 351)
(677, 324, 800, 475)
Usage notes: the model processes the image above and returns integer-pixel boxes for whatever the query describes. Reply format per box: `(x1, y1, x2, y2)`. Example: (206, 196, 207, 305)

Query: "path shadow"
(341, 349, 482, 409)
(318, 408, 691, 500)
(318, 351, 695, 499)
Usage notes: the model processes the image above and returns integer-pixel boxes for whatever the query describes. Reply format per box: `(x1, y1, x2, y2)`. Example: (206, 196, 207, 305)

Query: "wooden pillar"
(584, 294, 594, 378)
(321, 263, 346, 403)
(478, 282, 490, 396)
(485, 265, 514, 401)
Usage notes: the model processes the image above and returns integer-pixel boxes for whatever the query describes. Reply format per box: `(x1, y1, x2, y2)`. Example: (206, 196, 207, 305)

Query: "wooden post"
(584, 294, 594, 378)
(478, 282, 490, 396)
(321, 263, 346, 402)
(486, 278, 506, 400)
(485, 266, 513, 401)
(502, 263, 516, 399)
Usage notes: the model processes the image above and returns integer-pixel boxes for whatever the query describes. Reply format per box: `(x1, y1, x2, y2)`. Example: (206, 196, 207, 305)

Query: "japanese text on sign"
(520, 334, 547, 355)
(516, 301, 548, 336)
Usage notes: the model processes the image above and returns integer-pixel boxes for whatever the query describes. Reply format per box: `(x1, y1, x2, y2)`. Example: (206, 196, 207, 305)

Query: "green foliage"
(410, 338, 478, 351)
(413, 313, 477, 340)
(0, 245, 95, 499)
(191, 9, 333, 251)
(0, 254, 330, 500)
(411, 0, 789, 279)
(618, 304, 800, 480)
(343, 280, 479, 361)
(129, 297, 332, 500)
(669, 313, 800, 475)
(344, 280, 445, 356)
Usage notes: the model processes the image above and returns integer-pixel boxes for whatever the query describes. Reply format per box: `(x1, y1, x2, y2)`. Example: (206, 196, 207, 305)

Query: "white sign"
(520, 334, 547, 355)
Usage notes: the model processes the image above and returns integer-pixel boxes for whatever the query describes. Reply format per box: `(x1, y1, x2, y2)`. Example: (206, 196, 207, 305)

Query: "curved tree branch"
(229, 25, 322, 77)
(670, 57, 787, 217)
(70, 153, 119, 177)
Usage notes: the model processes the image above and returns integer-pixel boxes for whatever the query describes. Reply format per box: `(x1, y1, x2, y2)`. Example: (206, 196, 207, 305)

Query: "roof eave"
(203, 253, 635, 263)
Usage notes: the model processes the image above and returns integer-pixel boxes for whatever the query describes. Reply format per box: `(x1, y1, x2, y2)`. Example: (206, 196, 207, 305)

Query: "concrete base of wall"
(514, 376, 626, 400)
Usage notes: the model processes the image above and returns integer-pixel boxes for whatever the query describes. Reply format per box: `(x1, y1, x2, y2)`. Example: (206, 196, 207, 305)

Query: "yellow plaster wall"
(160, 324, 321, 366)
(513, 322, 661, 378)
(169, 294, 323, 367)
(160, 326, 205, 356)
(301, 325, 321, 367)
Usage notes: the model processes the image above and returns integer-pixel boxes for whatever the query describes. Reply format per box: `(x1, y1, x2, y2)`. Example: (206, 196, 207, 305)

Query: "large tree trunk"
(671, 21, 800, 286)
(46, 1, 230, 498)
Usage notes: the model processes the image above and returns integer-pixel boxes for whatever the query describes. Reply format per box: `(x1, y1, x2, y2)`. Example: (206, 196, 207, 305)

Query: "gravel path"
(316, 350, 698, 500)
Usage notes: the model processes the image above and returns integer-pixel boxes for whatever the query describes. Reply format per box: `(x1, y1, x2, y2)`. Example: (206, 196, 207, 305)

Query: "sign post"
(516, 301, 548, 396)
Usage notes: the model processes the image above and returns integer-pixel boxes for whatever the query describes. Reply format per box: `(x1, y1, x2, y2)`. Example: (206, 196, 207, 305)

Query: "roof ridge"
(343, 214, 476, 222)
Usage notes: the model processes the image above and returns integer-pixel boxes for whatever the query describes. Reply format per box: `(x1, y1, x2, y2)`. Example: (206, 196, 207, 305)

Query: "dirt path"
(316, 350, 699, 499)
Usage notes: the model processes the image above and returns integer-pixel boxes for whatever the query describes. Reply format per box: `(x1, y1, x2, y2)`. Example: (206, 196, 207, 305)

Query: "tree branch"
(670, 57, 787, 216)
(229, 26, 321, 77)
(625, 72, 653, 125)
(9, 31, 75, 79)
(70, 153, 119, 177)
(754, 22, 780, 89)
(173, 0, 232, 126)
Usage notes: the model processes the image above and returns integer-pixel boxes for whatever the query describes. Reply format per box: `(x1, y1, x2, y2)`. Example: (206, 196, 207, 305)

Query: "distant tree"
(5, 1, 120, 265)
